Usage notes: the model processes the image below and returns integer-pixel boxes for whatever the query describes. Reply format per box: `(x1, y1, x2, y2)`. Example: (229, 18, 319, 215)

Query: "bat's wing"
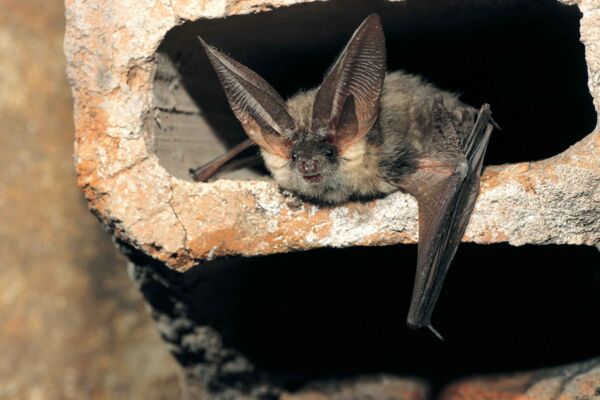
(403, 98, 493, 335)
(190, 138, 257, 182)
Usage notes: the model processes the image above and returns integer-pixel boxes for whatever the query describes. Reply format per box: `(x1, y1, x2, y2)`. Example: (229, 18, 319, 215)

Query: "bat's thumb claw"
(428, 324, 445, 341)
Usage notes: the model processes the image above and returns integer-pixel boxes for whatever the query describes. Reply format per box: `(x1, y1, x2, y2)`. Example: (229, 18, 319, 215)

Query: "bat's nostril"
(299, 159, 319, 175)
(300, 161, 307, 173)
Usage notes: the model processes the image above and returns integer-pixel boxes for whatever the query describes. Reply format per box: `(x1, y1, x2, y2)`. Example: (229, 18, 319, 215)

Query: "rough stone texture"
(66, 0, 600, 271)
(440, 357, 600, 400)
(0, 1, 182, 398)
(281, 376, 429, 400)
(122, 248, 271, 400)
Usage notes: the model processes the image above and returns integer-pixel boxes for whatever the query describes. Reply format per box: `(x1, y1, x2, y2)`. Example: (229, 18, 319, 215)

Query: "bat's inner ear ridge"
(198, 37, 294, 159)
(312, 14, 386, 150)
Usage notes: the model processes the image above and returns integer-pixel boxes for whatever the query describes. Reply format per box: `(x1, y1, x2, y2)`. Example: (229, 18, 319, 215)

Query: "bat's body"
(196, 14, 494, 334)
(265, 71, 477, 205)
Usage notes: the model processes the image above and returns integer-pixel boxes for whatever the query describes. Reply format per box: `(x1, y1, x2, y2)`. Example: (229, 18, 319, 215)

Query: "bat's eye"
(325, 149, 335, 160)
(291, 152, 298, 161)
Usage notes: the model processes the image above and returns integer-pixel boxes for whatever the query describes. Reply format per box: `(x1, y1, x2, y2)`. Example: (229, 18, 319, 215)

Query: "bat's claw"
(428, 324, 445, 341)
(490, 116, 502, 131)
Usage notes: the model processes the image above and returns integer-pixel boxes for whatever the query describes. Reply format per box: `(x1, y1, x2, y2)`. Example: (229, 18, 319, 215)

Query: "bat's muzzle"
(298, 159, 320, 175)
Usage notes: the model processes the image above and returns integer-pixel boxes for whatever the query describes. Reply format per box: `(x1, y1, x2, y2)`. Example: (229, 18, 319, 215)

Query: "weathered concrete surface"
(0, 1, 181, 398)
(440, 357, 600, 400)
(281, 376, 429, 400)
(66, 0, 600, 271)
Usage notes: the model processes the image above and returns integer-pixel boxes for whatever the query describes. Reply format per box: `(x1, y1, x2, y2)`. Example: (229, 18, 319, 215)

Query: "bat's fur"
(263, 71, 477, 204)
(198, 14, 493, 332)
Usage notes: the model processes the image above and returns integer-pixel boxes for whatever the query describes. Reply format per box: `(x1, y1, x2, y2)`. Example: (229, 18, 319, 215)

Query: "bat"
(194, 14, 494, 337)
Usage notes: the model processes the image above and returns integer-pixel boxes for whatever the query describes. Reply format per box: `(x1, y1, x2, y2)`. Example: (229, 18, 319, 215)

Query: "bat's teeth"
(428, 324, 445, 341)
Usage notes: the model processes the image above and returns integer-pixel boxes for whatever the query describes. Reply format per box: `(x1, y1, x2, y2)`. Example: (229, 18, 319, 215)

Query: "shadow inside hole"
(152, 0, 596, 180)
(172, 244, 600, 391)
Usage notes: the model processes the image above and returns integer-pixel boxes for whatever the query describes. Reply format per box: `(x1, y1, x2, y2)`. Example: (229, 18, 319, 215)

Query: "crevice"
(105, 155, 150, 180)
(155, 106, 200, 115)
(166, 0, 183, 24)
(167, 176, 190, 252)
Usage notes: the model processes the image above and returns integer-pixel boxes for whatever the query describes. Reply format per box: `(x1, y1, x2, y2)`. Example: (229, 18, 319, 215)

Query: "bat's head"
(289, 131, 340, 186)
(199, 14, 386, 203)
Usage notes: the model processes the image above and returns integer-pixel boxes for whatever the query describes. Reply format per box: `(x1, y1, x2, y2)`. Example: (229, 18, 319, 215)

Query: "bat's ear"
(199, 37, 294, 158)
(312, 14, 386, 151)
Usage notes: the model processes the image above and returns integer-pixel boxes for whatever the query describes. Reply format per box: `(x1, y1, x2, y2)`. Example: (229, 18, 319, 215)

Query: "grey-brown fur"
(265, 71, 477, 204)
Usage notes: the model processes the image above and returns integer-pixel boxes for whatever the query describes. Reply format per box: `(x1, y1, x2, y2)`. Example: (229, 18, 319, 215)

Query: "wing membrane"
(405, 103, 493, 330)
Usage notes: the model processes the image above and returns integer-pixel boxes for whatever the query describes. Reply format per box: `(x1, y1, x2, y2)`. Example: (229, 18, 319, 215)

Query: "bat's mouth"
(303, 173, 323, 183)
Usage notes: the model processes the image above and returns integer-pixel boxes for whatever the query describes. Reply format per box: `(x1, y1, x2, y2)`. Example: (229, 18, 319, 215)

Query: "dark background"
(174, 244, 600, 392)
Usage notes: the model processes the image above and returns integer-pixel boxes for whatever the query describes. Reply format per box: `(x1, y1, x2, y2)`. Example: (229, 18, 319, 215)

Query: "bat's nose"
(299, 159, 319, 175)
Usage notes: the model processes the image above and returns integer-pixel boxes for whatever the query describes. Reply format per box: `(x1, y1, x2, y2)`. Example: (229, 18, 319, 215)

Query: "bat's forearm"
(190, 138, 256, 182)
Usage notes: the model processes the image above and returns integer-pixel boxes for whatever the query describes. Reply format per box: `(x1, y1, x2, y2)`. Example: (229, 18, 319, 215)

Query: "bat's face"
(290, 135, 339, 184)
(199, 14, 386, 203)
(260, 121, 348, 203)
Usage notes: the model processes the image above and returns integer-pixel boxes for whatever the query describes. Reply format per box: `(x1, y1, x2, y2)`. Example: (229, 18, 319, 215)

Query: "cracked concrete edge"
(66, 0, 600, 271)
(440, 356, 600, 400)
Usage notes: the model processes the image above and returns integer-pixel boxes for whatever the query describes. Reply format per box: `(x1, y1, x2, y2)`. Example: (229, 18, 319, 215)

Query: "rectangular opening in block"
(148, 0, 596, 182)
(141, 243, 600, 396)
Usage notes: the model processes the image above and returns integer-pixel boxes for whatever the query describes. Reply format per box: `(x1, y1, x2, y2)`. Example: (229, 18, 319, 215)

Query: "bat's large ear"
(312, 14, 386, 150)
(199, 37, 295, 158)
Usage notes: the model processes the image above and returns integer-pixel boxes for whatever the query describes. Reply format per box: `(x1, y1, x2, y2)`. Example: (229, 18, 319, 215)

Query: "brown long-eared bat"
(193, 14, 494, 337)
